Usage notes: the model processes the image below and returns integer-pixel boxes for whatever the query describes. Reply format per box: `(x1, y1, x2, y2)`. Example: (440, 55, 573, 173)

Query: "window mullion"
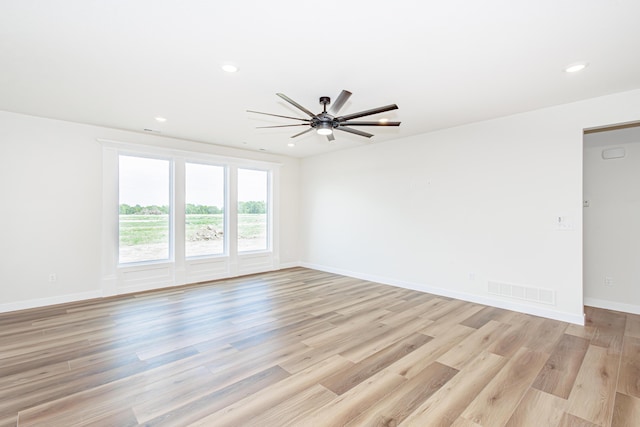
(173, 158, 186, 283)
(228, 166, 239, 275)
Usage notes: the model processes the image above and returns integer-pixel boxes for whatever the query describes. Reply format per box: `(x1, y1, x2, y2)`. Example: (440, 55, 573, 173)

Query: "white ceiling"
(2, 1, 640, 158)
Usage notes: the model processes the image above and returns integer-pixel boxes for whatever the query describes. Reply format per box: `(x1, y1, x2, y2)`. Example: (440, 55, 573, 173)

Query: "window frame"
(99, 138, 280, 296)
(184, 160, 228, 259)
(237, 166, 272, 254)
(117, 152, 174, 266)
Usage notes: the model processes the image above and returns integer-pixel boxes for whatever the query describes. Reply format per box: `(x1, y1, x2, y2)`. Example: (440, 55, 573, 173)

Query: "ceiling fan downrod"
(319, 96, 331, 113)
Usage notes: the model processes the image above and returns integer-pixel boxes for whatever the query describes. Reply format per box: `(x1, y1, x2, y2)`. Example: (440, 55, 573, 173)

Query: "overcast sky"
(119, 156, 266, 207)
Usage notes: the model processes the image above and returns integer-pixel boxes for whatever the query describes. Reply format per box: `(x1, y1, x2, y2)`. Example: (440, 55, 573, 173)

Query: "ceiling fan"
(248, 90, 400, 142)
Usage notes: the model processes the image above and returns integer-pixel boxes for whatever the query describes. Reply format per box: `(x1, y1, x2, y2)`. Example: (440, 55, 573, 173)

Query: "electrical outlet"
(49, 273, 57, 283)
(604, 276, 613, 286)
(556, 216, 572, 230)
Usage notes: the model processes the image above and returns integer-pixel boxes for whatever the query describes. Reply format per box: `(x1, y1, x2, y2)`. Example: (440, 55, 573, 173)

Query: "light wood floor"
(1, 268, 639, 427)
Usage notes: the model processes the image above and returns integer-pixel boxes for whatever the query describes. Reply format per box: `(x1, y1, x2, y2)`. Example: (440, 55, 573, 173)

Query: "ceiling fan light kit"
(248, 90, 401, 142)
(316, 121, 333, 136)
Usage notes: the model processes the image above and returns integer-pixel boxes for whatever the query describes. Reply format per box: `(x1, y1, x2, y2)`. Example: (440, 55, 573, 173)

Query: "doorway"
(583, 121, 640, 315)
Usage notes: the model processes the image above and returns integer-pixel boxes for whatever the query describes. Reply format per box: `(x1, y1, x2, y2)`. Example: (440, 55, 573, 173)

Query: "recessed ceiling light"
(221, 64, 239, 73)
(154, 116, 167, 123)
(564, 62, 589, 73)
(378, 118, 389, 123)
(287, 143, 296, 147)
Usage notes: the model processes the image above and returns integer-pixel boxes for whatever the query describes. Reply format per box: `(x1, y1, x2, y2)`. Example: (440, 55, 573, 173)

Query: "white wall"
(0, 111, 300, 311)
(300, 89, 640, 324)
(2, 89, 639, 320)
(584, 128, 640, 314)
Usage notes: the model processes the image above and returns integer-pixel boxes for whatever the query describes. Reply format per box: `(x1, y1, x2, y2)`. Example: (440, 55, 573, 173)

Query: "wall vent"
(488, 281, 556, 306)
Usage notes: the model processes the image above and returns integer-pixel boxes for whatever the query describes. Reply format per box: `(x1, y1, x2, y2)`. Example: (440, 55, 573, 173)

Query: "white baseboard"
(278, 261, 301, 270)
(301, 262, 585, 325)
(584, 297, 640, 315)
(0, 290, 104, 314)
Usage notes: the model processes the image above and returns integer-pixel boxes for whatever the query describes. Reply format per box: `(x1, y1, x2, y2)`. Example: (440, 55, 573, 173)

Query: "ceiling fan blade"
(328, 90, 352, 115)
(256, 124, 310, 128)
(276, 93, 316, 118)
(247, 110, 310, 122)
(327, 133, 335, 142)
(336, 104, 398, 122)
(291, 128, 314, 138)
(341, 121, 401, 126)
(335, 126, 374, 138)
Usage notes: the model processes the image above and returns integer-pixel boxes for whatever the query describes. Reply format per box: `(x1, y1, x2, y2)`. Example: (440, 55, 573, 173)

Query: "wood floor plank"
(288, 368, 407, 427)
(532, 333, 591, 399)
(587, 307, 626, 354)
(19, 403, 139, 427)
(505, 387, 567, 427)
(339, 315, 434, 363)
(420, 302, 484, 337)
(566, 344, 620, 426)
(566, 321, 596, 341)
(0, 414, 17, 427)
(385, 292, 436, 313)
(524, 317, 568, 354)
(557, 412, 601, 427)
(611, 392, 640, 427)
(320, 332, 432, 395)
(278, 341, 345, 375)
(0, 360, 70, 393)
(617, 336, 640, 399)
(16, 362, 212, 426)
(460, 346, 549, 426)
(243, 384, 336, 427)
(189, 355, 368, 427)
(128, 366, 233, 423)
(138, 365, 291, 426)
(344, 361, 458, 427)
(422, 298, 468, 322)
(399, 351, 506, 427)
(0, 268, 636, 426)
(450, 417, 483, 427)
(379, 298, 440, 327)
(202, 341, 311, 391)
(386, 324, 475, 379)
(301, 308, 390, 348)
(460, 305, 510, 329)
(624, 314, 640, 339)
(487, 313, 544, 358)
(437, 319, 511, 370)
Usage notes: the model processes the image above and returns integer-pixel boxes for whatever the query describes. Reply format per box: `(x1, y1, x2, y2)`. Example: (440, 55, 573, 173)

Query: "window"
(185, 163, 225, 257)
(103, 139, 279, 293)
(118, 155, 171, 264)
(237, 168, 269, 252)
